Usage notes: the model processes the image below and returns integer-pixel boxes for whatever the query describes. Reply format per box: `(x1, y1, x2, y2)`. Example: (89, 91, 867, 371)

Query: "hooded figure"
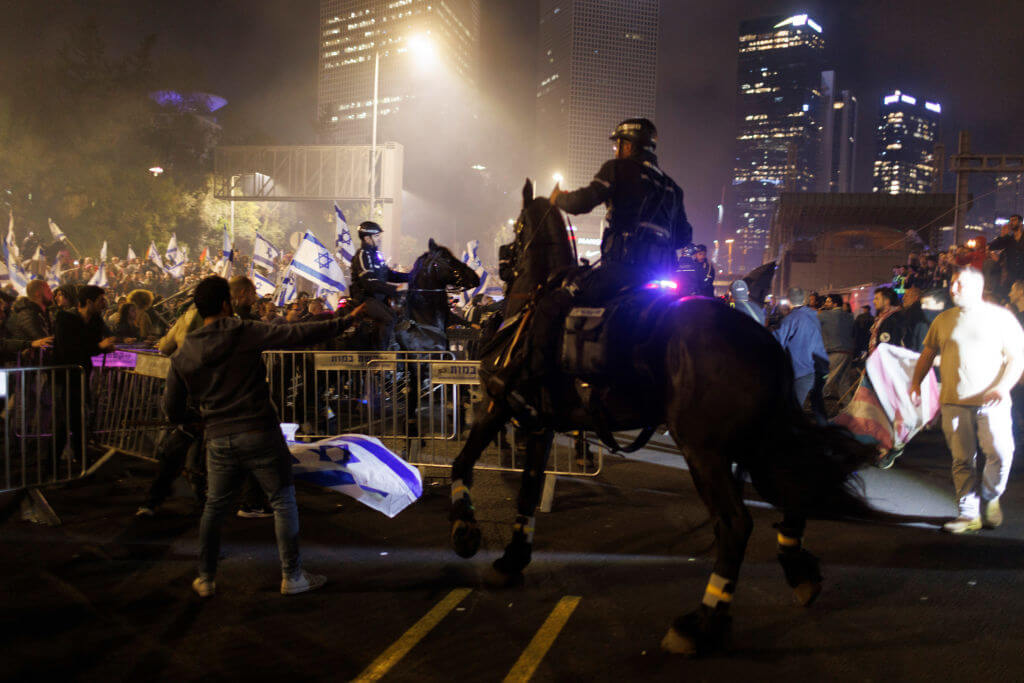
(729, 280, 764, 326)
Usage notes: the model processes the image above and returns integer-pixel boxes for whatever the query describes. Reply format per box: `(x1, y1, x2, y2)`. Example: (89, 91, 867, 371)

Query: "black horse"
(448, 180, 889, 656)
(396, 238, 480, 351)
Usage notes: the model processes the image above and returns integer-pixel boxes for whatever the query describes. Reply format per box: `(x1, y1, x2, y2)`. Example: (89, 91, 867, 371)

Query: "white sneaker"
(192, 576, 215, 598)
(281, 570, 327, 595)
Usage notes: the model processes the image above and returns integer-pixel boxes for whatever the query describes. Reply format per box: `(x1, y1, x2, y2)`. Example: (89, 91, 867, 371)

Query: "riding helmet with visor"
(358, 221, 383, 239)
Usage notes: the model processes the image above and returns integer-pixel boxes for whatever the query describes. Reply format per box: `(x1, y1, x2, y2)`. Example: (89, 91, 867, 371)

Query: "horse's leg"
(449, 401, 510, 558)
(661, 444, 752, 657)
(489, 427, 553, 586)
(775, 511, 822, 606)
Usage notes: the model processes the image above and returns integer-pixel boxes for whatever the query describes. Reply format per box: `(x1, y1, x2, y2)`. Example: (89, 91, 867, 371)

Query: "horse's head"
(510, 178, 573, 269)
(412, 238, 480, 292)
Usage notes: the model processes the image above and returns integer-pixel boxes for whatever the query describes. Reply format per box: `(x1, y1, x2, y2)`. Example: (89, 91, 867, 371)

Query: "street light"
(369, 33, 439, 227)
(148, 166, 164, 177)
(552, 172, 564, 185)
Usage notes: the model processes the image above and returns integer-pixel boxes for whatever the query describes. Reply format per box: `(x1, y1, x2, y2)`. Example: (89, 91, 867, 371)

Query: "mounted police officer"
(349, 221, 409, 349)
(549, 117, 693, 301)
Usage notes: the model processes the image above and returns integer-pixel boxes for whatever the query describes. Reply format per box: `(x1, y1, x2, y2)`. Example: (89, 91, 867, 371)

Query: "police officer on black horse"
(349, 221, 410, 350)
(550, 117, 693, 298)
(486, 117, 693, 409)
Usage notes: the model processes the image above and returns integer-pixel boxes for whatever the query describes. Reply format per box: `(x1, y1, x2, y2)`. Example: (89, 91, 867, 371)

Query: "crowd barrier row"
(0, 365, 88, 523)
(92, 349, 602, 480)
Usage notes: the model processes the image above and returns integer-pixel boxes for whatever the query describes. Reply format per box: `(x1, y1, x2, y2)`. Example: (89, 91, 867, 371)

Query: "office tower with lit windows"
(317, 0, 479, 144)
(731, 13, 825, 271)
(535, 0, 659, 240)
(819, 70, 857, 193)
(995, 174, 1024, 220)
(872, 90, 941, 195)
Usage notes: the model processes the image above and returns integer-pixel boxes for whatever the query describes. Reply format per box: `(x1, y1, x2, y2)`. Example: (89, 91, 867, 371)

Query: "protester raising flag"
(126, 244, 137, 261)
(289, 231, 347, 293)
(334, 204, 355, 266)
(88, 262, 108, 287)
(147, 241, 164, 270)
(253, 232, 280, 271)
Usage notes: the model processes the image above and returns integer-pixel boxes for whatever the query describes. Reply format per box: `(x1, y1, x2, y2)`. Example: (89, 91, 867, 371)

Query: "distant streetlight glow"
(148, 166, 164, 177)
(407, 33, 439, 68)
(471, 164, 486, 171)
(552, 172, 564, 185)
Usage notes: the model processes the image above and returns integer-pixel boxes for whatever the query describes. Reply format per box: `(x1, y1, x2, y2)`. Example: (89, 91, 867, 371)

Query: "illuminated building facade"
(995, 174, 1024, 220)
(317, 0, 480, 143)
(819, 71, 857, 193)
(535, 0, 659, 240)
(731, 13, 826, 271)
(872, 90, 940, 195)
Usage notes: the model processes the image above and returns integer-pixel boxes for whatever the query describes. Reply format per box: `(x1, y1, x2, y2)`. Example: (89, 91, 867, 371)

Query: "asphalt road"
(3, 430, 1024, 682)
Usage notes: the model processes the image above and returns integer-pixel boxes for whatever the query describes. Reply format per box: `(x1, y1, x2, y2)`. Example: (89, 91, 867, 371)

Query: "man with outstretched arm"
(164, 276, 364, 597)
(909, 268, 1024, 533)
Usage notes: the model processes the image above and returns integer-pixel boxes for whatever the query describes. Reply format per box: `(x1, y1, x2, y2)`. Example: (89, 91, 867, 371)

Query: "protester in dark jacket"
(774, 287, 828, 422)
(900, 286, 930, 353)
(869, 287, 905, 353)
(164, 276, 365, 598)
(6, 280, 54, 351)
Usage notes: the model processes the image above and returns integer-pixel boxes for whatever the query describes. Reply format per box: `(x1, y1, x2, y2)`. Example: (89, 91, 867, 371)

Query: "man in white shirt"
(910, 268, 1024, 533)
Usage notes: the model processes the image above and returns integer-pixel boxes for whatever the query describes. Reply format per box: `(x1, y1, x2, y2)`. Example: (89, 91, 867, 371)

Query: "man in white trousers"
(910, 267, 1024, 533)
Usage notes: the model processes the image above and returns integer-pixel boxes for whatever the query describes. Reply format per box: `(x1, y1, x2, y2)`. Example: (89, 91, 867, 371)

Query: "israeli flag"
(289, 230, 347, 293)
(165, 234, 179, 264)
(334, 204, 355, 265)
(88, 262, 108, 287)
(99, 240, 107, 263)
(275, 274, 296, 306)
(127, 244, 137, 260)
(8, 256, 30, 295)
(147, 241, 164, 270)
(289, 434, 422, 518)
(461, 240, 492, 305)
(31, 245, 43, 263)
(5, 214, 19, 262)
(46, 254, 61, 290)
(253, 268, 276, 297)
(48, 218, 67, 243)
(253, 232, 280, 270)
(221, 227, 233, 261)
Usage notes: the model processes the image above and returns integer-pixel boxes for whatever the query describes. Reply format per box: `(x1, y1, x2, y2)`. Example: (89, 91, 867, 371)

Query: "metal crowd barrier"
(91, 350, 171, 462)
(363, 358, 603, 478)
(0, 364, 88, 524)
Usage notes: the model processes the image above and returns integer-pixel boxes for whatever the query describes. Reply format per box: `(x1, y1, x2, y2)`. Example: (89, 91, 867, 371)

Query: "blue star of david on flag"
(289, 230, 347, 293)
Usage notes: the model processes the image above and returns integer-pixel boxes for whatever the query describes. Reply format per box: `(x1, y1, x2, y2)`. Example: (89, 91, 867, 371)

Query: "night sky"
(4, 0, 1023, 245)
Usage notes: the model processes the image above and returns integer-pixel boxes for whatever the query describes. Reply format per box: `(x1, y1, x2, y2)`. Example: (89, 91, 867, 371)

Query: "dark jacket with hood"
(6, 296, 52, 343)
(163, 316, 352, 439)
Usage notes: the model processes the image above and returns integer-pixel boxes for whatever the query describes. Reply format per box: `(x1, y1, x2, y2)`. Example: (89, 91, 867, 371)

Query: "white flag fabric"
(31, 246, 43, 262)
(127, 244, 137, 260)
(275, 274, 296, 306)
(289, 231, 347, 293)
(147, 241, 164, 270)
(46, 255, 61, 290)
(88, 262, 108, 287)
(221, 227, 233, 261)
(48, 218, 67, 242)
(333, 204, 355, 265)
(165, 234, 179, 265)
(253, 268, 276, 297)
(253, 232, 280, 271)
(289, 434, 423, 518)
(99, 240, 108, 263)
(460, 240, 498, 304)
(5, 214, 19, 262)
(8, 256, 30, 295)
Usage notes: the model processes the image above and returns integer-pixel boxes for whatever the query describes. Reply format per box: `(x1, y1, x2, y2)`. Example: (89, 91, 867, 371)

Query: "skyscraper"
(317, 0, 480, 144)
(731, 13, 825, 271)
(535, 0, 659, 240)
(819, 71, 858, 193)
(872, 90, 941, 195)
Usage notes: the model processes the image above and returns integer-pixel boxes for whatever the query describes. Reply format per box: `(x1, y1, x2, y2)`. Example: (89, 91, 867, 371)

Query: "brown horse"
(449, 179, 888, 656)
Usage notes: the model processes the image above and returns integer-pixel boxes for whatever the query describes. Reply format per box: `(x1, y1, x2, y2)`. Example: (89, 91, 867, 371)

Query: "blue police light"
(645, 279, 679, 291)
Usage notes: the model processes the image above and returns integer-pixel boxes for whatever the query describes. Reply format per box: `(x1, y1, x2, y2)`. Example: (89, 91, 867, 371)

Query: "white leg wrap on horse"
(702, 573, 735, 608)
(514, 514, 536, 543)
(777, 532, 801, 550)
(451, 479, 470, 504)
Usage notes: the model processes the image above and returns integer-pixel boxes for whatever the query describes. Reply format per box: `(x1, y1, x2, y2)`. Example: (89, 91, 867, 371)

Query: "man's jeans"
(941, 403, 1015, 518)
(199, 429, 301, 579)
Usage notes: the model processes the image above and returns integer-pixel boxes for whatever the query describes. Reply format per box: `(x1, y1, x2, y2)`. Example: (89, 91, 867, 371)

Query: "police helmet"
(358, 221, 383, 239)
(610, 118, 658, 151)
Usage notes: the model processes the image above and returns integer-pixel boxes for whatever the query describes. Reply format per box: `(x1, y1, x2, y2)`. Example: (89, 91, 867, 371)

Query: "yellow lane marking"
(354, 588, 473, 682)
(503, 596, 582, 683)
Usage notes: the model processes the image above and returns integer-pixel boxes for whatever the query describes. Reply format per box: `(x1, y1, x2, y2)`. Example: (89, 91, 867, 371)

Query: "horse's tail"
(745, 366, 908, 525)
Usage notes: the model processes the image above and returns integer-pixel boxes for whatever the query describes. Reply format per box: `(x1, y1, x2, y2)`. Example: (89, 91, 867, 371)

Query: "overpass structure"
(213, 143, 404, 254)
